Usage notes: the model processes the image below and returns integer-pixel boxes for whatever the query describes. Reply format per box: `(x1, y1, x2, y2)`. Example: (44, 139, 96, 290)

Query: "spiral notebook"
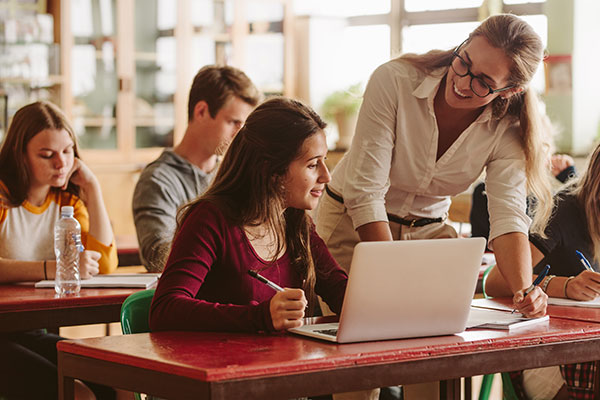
(35, 273, 159, 289)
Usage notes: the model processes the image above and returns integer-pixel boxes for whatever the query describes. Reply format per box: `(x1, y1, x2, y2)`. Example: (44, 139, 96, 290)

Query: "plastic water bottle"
(54, 206, 82, 295)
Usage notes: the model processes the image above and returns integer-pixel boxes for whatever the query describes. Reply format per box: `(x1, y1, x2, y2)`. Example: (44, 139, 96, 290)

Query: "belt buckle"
(409, 219, 417, 228)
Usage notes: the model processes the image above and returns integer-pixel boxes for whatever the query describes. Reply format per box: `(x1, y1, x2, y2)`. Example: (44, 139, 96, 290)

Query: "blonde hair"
(567, 144, 600, 263)
(400, 14, 554, 235)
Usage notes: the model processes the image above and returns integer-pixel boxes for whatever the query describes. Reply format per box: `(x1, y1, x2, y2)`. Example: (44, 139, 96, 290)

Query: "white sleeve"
(485, 126, 531, 245)
(342, 63, 399, 230)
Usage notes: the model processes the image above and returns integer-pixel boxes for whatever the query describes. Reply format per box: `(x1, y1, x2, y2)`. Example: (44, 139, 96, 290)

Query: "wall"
(544, 0, 600, 155)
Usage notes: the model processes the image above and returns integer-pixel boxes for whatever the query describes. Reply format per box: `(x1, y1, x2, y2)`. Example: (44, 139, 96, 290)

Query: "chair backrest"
(120, 289, 156, 334)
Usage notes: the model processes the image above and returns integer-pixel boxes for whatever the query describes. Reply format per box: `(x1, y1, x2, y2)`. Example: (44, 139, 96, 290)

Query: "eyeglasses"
(451, 41, 517, 98)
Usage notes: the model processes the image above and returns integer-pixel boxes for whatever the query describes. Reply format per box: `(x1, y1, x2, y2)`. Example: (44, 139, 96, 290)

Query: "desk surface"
(0, 283, 141, 332)
(58, 316, 600, 400)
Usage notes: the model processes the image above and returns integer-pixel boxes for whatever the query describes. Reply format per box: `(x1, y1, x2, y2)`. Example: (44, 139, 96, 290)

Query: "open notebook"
(35, 273, 160, 289)
(548, 297, 600, 308)
(289, 238, 486, 343)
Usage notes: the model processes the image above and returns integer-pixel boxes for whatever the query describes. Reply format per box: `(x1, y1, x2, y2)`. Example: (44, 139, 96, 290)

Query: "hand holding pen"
(576, 250, 594, 272)
(563, 251, 600, 301)
(247, 270, 307, 331)
(512, 265, 550, 314)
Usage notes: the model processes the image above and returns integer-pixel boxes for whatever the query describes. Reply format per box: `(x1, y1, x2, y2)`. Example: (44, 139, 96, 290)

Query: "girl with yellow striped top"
(0, 101, 117, 399)
(0, 101, 117, 282)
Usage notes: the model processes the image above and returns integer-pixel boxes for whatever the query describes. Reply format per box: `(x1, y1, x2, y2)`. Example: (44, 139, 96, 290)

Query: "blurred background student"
(0, 101, 117, 399)
(132, 65, 260, 272)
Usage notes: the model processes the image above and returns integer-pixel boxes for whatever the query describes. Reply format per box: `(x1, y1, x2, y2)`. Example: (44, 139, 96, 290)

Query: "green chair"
(121, 289, 155, 335)
(477, 264, 519, 400)
(120, 289, 156, 400)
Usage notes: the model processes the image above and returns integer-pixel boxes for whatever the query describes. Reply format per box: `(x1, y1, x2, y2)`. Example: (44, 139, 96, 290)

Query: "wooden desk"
(58, 317, 600, 400)
(0, 284, 141, 333)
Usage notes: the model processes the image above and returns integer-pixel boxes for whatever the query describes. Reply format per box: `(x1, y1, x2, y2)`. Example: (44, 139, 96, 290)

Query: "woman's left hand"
(62, 158, 99, 199)
(512, 286, 547, 318)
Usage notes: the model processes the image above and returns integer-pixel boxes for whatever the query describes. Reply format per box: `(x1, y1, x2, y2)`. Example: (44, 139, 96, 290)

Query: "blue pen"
(512, 265, 550, 313)
(575, 250, 594, 272)
(524, 264, 551, 296)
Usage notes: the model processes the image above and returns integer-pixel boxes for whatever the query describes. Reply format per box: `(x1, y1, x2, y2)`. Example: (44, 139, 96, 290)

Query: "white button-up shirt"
(328, 59, 530, 243)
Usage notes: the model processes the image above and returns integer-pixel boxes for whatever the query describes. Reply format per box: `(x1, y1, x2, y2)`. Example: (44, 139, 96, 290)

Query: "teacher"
(316, 13, 552, 318)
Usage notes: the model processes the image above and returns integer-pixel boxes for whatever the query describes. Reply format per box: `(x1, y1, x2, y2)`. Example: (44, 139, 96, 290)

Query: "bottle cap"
(60, 206, 74, 216)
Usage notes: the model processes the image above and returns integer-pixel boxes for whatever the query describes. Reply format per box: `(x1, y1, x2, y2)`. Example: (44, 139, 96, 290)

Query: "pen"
(247, 270, 284, 292)
(524, 264, 551, 296)
(575, 250, 594, 272)
(513, 264, 550, 313)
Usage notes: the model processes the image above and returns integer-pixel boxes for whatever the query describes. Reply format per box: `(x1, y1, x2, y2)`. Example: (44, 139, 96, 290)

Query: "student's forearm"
(490, 232, 532, 294)
(81, 181, 114, 246)
(483, 265, 513, 297)
(356, 221, 393, 242)
(0, 258, 56, 283)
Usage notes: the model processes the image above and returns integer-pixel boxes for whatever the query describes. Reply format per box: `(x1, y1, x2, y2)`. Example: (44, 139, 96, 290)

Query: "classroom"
(2, 0, 600, 399)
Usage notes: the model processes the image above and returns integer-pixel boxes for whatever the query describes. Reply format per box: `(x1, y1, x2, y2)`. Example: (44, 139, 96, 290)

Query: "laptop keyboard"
(315, 328, 338, 337)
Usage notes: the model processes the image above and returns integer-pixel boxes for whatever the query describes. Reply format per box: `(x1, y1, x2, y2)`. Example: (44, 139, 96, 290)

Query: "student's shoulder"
(0, 180, 8, 223)
(0, 179, 9, 207)
(57, 189, 83, 209)
(136, 152, 191, 193)
(183, 200, 229, 226)
(140, 150, 190, 179)
(553, 191, 580, 213)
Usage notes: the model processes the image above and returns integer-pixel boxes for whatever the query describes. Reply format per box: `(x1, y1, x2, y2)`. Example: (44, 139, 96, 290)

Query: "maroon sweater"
(149, 201, 348, 333)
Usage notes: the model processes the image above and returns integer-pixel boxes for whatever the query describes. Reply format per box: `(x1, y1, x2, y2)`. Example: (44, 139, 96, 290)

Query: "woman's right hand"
(513, 286, 547, 318)
(565, 271, 600, 300)
(269, 288, 307, 331)
(79, 250, 100, 279)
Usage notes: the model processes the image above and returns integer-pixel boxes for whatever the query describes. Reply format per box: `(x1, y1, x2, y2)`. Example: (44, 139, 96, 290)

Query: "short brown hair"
(0, 101, 81, 206)
(187, 65, 261, 121)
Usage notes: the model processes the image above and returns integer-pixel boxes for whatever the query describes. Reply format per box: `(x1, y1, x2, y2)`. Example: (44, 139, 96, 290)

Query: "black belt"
(325, 185, 444, 228)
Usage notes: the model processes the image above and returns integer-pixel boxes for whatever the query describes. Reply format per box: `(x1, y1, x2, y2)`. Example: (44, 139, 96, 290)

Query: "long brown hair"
(178, 97, 327, 311)
(400, 14, 553, 235)
(0, 101, 81, 206)
(568, 144, 600, 263)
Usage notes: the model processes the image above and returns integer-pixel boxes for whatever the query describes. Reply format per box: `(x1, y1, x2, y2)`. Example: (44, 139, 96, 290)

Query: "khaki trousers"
(314, 193, 457, 400)
(315, 191, 457, 273)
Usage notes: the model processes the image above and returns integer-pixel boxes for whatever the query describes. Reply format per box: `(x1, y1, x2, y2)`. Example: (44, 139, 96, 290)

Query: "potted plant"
(321, 83, 363, 150)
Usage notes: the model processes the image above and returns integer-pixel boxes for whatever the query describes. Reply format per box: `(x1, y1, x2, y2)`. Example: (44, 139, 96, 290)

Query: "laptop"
(289, 237, 486, 343)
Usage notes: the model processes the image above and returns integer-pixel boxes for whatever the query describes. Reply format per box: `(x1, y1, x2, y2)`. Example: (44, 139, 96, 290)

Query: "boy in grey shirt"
(133, 65, 260, 272)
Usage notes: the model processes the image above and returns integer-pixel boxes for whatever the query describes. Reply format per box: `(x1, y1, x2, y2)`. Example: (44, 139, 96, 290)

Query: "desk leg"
(440, 378, 460, 400)
(58, 372, 75, 400)
(464, 377, 471, 400)
(595, 361, 600, 398)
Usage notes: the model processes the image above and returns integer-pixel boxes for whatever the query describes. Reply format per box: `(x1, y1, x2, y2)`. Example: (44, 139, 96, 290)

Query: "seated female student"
(0, 101, 118, 399)
(150, 97, 348, 334)
(485, 143, 600, 399)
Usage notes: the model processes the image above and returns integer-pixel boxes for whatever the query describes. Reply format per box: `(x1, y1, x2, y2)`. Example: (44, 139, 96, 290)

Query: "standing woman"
(150, 97, 348, 334)
(0, 101, 118, 399)
(316, 14, 552, 317)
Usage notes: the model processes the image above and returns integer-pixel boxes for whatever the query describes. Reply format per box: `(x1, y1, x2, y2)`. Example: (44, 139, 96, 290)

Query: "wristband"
(564, 276, 575, 298)
(541, 275, 555, 293)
